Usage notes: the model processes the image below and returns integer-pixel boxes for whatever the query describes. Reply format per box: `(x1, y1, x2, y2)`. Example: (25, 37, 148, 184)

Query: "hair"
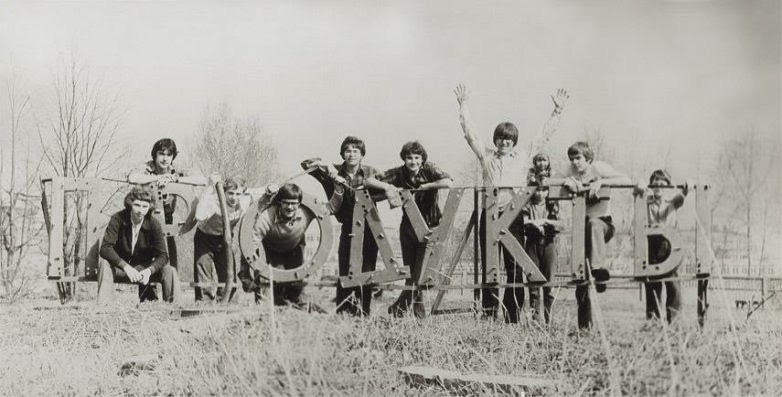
(339, 136, 366, 158)
(124, 186, 155, 211)
(493, 122, 519, 147)
(399, 141, 428, 163)
(567, 141, 594, 163)
(649, 169, 673, 186)
(224, 177, 247, 193)
(275, 183, 303, 204)
(527, 152, 552, 185)
(151, 138, 179, 160)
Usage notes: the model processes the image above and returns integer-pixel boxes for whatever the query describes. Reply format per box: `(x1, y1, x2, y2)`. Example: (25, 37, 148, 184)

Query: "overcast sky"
(1, 0, 779, 191)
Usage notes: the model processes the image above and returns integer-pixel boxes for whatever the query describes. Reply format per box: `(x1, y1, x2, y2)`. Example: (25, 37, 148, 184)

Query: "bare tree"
(715, 128, 774, 276)
(583, 125, 616, 165)
(0, 75, 44, 301)
(38, 56, 127, 301)
(194, 102, 280, 186)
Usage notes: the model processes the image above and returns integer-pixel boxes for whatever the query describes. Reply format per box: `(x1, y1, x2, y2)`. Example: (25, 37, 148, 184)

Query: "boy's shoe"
(411, 291, 426, 319)
(591, 268, 610, 293)
(294, 301, 326, 314)
(388, 303, 406, 318)
(411, 301, 426, 319)
(480, 309, 498, 321)
(387, 292, 411, 318)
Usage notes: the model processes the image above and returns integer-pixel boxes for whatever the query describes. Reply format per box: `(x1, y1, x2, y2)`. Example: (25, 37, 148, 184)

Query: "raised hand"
(301, 157, 323, 171)
(265, 183, 279, 195)
(551, 88, 569, 113)
(454, 84, 469, 106)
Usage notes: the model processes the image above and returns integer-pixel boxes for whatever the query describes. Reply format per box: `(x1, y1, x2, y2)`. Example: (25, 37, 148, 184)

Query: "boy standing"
(637, 169, 688, 323)
(127, 138, 206, 269)
(559, 141, 631, 330)
(301, 136, 385, 316)
(454, 84, 568, 320)
(373, 141, 453, 318)
(188, 176, 253, 301)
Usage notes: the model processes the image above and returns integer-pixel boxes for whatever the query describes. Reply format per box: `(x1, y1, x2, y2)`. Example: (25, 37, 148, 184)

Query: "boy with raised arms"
(454, 84, 568, 319)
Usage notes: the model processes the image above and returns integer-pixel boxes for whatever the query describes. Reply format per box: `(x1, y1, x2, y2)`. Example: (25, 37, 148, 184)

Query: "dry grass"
(1, 285, 781, 396)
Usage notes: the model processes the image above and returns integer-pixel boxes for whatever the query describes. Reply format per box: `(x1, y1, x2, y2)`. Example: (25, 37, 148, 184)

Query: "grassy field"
(1, 283, 780, 396)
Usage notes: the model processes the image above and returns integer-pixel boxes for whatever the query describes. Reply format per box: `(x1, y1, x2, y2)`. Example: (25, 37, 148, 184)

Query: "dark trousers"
(97, 261, 179, 303)
(478, 211, 525, 319)
(262, 241, 306, 305)
(166, 236, 178, 269)
(644, 235, 681, 322)
(576, 216, 615, 329)
(526, 238, 557, 324)
(389, 225, 426, 316)
(193, 229, 231, 301)
(337, 222, 378, 316)
(163, 208, 178, 269)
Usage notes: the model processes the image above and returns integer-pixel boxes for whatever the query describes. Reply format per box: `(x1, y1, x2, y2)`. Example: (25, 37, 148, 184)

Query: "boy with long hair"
(127, 138, 206, 268)
(98, 186, 178, 303)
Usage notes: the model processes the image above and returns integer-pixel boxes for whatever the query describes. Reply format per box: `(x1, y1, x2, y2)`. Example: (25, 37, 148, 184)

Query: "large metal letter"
(632, 191, 683, 279)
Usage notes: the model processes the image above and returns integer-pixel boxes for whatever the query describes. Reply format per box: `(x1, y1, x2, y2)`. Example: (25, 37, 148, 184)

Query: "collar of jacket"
(336, 162, 368, 178)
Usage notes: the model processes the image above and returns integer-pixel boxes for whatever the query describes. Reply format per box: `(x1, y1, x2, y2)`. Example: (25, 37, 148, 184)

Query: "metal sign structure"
(237, 192, 334, 283)
(41, 177, 209, 301)
(42, 176, 719, 324)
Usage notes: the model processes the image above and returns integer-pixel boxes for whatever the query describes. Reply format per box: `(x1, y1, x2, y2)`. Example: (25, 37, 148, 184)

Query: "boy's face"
(154, 150, 174, 171)
(130, 199, 151, 223)
(225, 188, 244, 207)
(650, 177, 669, 199)
(532, 187, 549, 203)
(278, 199, 301, 219)
(534, 156, 549, 171)
(341, 145, 363, 167)
(494, 138, 514, 156)
(569, 153, 589, 173)
(403, 153, 423, 174)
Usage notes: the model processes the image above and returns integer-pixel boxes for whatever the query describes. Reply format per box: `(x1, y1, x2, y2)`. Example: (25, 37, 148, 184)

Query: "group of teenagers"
(95, 85, 689, 330)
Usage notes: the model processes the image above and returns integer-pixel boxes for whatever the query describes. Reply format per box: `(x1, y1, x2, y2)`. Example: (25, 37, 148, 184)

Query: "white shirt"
(130, 220, 143, 255)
